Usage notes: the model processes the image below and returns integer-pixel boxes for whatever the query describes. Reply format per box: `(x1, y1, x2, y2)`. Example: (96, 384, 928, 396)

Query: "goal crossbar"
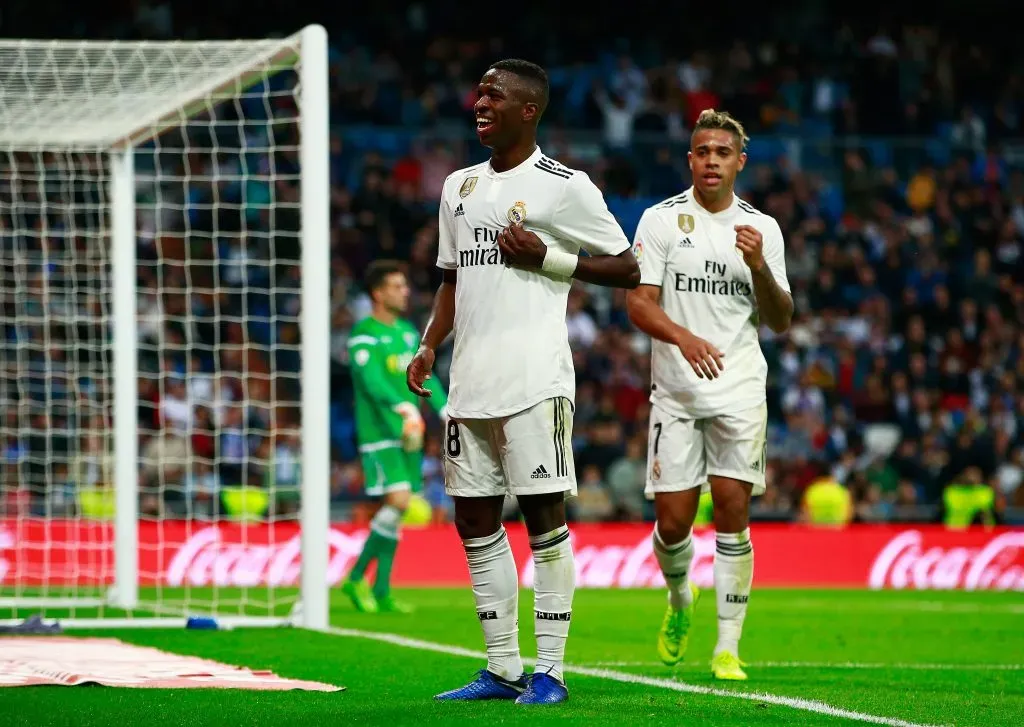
(0, 35, 301, 149)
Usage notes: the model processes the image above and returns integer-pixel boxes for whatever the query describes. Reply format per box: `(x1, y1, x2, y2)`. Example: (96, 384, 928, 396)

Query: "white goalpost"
(0, 26, 330, 629)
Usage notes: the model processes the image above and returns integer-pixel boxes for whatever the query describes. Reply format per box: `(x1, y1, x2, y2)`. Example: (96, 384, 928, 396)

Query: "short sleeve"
(550, 173, 630, 257)
(761, 219, 791, 294)
(633, 209, 671, 287)
(436, 175, 458, 270)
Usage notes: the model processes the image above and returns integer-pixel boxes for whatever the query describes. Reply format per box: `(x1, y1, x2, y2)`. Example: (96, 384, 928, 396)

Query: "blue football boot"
(514, 672, 569, 705)
(434, 669, 528, 701)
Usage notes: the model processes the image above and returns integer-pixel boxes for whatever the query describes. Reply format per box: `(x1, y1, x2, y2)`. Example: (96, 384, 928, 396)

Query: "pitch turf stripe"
(586, 660, 1024, 671)
(326, 627, 942, 727)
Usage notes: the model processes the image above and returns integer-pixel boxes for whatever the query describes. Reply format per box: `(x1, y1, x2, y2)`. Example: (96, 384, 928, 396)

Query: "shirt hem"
(650, 391, 766, 420)
(447, 387, 574, 420)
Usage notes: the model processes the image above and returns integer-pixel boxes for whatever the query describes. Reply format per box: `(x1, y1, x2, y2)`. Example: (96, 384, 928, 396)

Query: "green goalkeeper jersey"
(348, 315, 447, 447)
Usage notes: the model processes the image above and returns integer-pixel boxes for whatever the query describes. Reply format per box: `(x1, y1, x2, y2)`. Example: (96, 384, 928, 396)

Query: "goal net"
(0, 26, 331, 629)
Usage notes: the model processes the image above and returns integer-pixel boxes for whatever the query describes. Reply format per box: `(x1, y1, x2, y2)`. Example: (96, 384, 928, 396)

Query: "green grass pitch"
(1, 587, 1021, 726)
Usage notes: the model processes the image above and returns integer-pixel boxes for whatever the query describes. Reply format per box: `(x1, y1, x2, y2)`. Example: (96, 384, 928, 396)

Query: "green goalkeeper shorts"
(360, 444, 423, 497)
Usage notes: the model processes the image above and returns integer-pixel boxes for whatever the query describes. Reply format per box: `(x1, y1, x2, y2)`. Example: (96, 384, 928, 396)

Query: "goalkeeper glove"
(394, 402, 425, 452)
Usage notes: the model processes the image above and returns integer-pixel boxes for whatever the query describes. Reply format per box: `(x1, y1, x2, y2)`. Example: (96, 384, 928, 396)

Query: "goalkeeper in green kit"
(341, 260, 448, 614)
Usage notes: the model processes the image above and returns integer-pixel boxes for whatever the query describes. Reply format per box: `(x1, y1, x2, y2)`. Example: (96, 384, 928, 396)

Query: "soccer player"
(341, 260, 448, 614)
(625, 109, 793, 681)
(406, 59, 639, 705)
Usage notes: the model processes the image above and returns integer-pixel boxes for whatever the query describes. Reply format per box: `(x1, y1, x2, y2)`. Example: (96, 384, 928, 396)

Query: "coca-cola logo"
(165, 527, 368, 588)
(869, 530, 1024, 591)
(520, 531, 718, 589)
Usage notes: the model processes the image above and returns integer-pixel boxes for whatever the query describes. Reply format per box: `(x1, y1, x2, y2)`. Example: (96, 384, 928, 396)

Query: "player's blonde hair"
(692, 109, 750, 150)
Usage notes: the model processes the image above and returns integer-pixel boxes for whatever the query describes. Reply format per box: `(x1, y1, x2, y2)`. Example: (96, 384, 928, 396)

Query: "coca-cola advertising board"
(1, 520, 1022, 591)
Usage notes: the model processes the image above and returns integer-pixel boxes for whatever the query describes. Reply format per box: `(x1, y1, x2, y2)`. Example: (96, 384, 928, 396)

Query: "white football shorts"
(444, 396, 576, 498)
(645, 401, 768, 498)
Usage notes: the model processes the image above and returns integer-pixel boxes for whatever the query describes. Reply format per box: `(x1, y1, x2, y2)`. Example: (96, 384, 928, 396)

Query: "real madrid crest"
(507, 200, 528, 226)
(652, 458, 661, 481)
(677, 214, 695, 234)
(459, 176, 478, 198)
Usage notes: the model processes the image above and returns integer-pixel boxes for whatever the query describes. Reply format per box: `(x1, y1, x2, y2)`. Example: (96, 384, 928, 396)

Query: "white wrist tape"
(541, 248, 579, 278)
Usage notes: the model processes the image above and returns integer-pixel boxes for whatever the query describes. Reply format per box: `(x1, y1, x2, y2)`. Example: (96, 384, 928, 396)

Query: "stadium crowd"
(0, 3, 1021, 526)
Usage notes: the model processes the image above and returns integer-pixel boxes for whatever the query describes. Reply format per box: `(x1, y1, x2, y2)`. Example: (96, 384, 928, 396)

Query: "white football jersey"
(437, 147, 630, 418)
(633, 187, 790, 419)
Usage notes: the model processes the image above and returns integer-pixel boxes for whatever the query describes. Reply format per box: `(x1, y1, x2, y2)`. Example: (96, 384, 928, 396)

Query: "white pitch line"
(326, 626, 945, 727)
(780, 600, 1024, 615)
(586, 660, 1023, 671)
(755, 661, 1023, 671)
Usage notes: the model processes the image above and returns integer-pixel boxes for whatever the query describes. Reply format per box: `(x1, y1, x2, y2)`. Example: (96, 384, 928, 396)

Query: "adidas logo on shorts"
(530, 465, 551, 479)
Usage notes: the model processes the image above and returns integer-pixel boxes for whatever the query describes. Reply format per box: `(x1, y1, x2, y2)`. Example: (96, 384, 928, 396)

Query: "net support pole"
(298, 23, 331, 631)
(110, 148, 139, 610)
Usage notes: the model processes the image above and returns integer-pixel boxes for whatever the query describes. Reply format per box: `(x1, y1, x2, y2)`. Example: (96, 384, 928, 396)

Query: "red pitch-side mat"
(0, 637, 344, 691)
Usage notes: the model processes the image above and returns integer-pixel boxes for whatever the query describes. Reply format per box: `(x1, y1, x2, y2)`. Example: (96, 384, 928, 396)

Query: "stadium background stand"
(0, 1, 1021, 525)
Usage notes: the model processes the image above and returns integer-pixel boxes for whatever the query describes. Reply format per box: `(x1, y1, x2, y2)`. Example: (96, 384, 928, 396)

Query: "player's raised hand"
(497, 224, 547, 269)
(734, 224, 766, 272)
(675, 329, 725, 379)
(406, 346, 435, 398)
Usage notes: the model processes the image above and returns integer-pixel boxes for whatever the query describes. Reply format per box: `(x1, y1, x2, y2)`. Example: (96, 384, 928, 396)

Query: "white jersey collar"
(485, 146, 544, 179)
(688, 186, 740, 218)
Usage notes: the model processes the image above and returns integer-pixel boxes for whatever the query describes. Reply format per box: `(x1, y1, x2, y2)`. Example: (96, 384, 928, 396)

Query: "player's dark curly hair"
(489, 58, 549, 116)
(364, 259, 405, 294)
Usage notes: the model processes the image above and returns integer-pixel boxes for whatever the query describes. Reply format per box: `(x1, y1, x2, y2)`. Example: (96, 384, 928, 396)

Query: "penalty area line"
(326, 626, 944, 727)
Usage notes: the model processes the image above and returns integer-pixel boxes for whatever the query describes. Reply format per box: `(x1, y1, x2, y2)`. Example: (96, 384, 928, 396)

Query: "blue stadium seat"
(864, 140, 893, 167)
(819, 185, 844, 222)
(370, 129, 410, 157)
(342, 127, 376, 150)
(746, 138, 788, 165)
(800, 119, 833, 139)
(608, 196, 652, 239)
(926, 138, 952, 166)
(331, 404, 357, 460)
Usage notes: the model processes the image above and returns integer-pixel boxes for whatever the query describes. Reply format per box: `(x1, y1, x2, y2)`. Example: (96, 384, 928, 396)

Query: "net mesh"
(0, 34, 308, 621)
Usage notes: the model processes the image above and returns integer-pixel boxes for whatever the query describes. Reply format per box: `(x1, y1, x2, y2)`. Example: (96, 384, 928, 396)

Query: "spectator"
(604, 435, 647, 521)
(573, 464, 615, 522)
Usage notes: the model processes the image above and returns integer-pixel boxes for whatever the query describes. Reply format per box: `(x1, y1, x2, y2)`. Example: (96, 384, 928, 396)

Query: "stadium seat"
(819, 185, 845, 222)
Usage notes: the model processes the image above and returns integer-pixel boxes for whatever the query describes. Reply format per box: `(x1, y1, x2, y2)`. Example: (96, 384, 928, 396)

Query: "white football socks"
(529, 525, 575, 684)
(714, 528, 754, 657)
(462, 526, 524, 681)
(652, 525, 695, 611)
